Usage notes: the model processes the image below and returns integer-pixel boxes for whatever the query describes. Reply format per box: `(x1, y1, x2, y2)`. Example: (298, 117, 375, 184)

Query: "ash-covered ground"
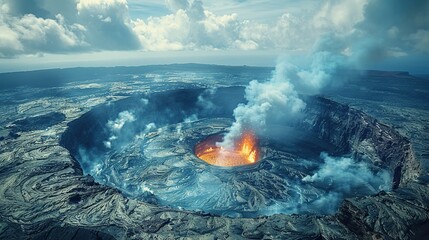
(0, 64, 428, 239)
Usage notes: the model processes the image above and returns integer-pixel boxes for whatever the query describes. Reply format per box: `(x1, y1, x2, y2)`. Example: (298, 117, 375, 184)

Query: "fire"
(195, 131, 260, 167)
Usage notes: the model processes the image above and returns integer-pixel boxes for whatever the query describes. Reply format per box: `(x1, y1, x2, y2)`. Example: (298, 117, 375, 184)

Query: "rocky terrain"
(303, 97, 421, 188)
(0, 65, 428, 239)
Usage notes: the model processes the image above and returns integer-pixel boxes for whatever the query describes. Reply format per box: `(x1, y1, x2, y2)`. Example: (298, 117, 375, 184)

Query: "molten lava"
(195, 131, 260, 166)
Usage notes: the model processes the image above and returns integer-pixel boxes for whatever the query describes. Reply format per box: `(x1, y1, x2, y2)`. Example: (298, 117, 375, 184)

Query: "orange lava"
(195, 131, 260, 167)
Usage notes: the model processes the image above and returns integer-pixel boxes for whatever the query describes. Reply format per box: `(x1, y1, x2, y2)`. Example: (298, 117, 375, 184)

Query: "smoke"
(103, 111, 136, 149)
(301, 152, 391, 214)
(264, 152, 392, 215)
(303, 152, 391, 192)
(218, 74, 304, 148)
(197, 88, 217, 113)
(107, 111, 136, 131)
(218, 1, 429, 146)
(218, 0, 390, 148)
(219, 0, 429, 144)
(219, 47, 349, 149)
(102, 97, 148, 149)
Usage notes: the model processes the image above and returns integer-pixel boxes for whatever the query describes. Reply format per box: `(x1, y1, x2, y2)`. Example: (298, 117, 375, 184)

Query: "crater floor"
(61, 88, 393, 217)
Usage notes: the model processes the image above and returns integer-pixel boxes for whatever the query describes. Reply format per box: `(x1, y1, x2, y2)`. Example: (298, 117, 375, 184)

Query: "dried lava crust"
(1, 87, 426, 239)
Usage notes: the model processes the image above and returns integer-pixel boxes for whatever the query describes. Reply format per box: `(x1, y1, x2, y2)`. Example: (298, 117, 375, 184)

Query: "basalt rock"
(304, 96, 421, 188)
(9, 112, 66, 133)
(0, 89, 427, 240)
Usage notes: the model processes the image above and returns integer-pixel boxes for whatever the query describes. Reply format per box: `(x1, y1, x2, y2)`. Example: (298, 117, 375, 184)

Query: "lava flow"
(195, 131, 260, 166)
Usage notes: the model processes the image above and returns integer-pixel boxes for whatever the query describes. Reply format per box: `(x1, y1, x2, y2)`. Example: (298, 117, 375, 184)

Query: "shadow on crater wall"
(60, 87, 419, 217)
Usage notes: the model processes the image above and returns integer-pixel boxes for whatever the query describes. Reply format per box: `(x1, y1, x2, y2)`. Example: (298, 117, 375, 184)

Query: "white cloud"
(132, 1, 321, 52)
(132, 1, 242, 51)
(0, 0, 428, 60)
(313, 0, 367, 33)
(0, 24, 23, 57)
(349, 0, 429, 62)
(76, 0, 140, 50)
(13, 14, 86, 51)
(0, 0, 140, 57)
(130, 0, 369, 53)
(0, 9, 87, 57)
(132, 11, 190, 51)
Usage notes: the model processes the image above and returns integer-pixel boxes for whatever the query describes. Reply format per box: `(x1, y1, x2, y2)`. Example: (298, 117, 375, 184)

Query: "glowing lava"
(195, 131, 260, 166)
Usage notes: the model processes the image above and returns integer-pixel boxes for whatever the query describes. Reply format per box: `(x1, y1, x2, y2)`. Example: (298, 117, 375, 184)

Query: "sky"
(0, 0, 428, 73)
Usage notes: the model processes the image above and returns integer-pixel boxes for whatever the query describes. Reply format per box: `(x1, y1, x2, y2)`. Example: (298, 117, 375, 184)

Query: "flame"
(195, 131, 260, 166)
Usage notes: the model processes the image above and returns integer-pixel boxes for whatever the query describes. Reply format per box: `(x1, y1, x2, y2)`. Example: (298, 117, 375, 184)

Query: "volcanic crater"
(60, 87, 420, 218)
(1, 68, 427, 239)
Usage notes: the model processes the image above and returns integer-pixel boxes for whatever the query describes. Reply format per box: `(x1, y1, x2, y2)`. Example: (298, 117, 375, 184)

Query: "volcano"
(1, 66, 427, 240)
(59, 86, 419, 218)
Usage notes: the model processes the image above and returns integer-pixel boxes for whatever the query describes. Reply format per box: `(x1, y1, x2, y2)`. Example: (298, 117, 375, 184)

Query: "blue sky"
(0, 0, 428, 73)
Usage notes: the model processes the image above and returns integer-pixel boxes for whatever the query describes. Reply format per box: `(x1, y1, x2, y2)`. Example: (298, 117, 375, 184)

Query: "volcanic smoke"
(217, 51, 345, 151)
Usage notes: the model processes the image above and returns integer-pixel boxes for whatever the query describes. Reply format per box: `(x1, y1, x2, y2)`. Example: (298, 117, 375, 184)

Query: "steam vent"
(0, 66, 428, 240)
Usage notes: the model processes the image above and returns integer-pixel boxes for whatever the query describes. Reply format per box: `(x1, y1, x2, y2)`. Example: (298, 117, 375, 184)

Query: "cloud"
(133, 1, 325, 52)
(133, 0, 242, 51)
(165, 0, 190, 12)
(3, 0, 77, 20)
(0, 24, 23, 57)
(336, 0, 429, 63)
(0, 0, 140, 57)
(129, 0, 373, 53)
(132, 0, 327, 51)
(216, 0, 429, 162)
(1, 0, 429, 59)
(3, 0, 50, 18)
(12, 14, 86, 54)
(409, 30, 429, 54)
(76, 0, 140, 50)
(313, 0, 367, 33)
(132, 11, 190, 51)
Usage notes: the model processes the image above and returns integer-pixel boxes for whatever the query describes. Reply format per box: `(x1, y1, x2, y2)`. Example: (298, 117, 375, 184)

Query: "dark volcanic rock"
(0, 87, 427, 240)
(34, 225, 116, 240)
(304, 96, 421, 188)
(9, 112, 66, 132)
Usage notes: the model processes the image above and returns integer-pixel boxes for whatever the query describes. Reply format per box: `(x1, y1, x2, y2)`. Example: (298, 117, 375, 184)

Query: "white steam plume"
(103, 110, 136, 149)
(219, 0, 429, 147)
(219, 49, 346, 149)
(303, 152, 391, 193)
